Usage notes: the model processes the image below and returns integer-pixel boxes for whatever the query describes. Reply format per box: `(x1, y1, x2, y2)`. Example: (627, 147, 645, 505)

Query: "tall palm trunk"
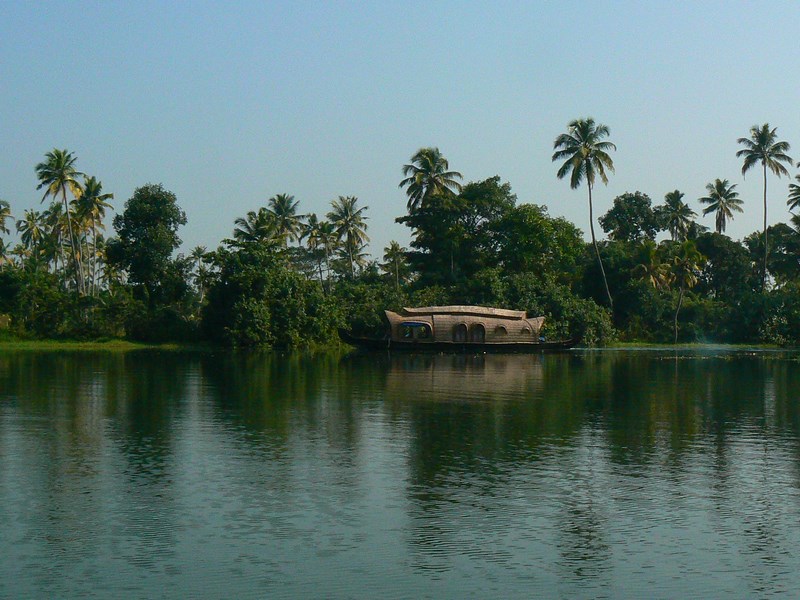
(61, 187, 84, 294)
(588, 182, 613, 310)
(762, 162, 768, 292)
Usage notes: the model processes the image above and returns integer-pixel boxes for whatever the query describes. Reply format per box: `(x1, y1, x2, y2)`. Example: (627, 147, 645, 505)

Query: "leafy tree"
(202, 242, 340, 347)
(737, 124, 793, 290)
(552, 117, 616, 309)
(599, 191, 660, 242)
(399, 147, 463, 212)
(655, 190, 696, 241)
(328, 196, 369, 278)
(699, 179, 743, 234)
(398, 176, 516, 285)
(35, 148, 85, 293)
(493, 203, 584, 280)
(106, 184, 188, 313)
(694, 232, 754, 300)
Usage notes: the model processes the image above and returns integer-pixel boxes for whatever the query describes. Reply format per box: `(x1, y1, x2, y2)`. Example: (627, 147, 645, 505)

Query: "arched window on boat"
(453, 323, 468, 342)
(494, 325, 508, 337)
(399, 322, 432, 340)
(521, 326, 532, 336)
(469, 323, 485, 343)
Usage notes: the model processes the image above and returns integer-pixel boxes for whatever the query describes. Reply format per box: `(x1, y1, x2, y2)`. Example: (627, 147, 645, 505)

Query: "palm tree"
(0, 200, 12, 236)
(233, 207, 275, 243)
(35, 148, 85, 292)
(0, 239, 10, 267)
(303, 214, 329, 289)
(787, 171, 800, 213)
(552, 118, 616, 309)
(74, 176, 114, 295)
(737, 124, 793, 290)
(327, 196, 369, 277)
(16, 209, 46, 266)
(399, 147, 463, 212)
(669, 241, 704, 344)
(633, 240, 672, 291)
(42, 201, 68, 275)
(699, 179, 743, 234)
(657, 190, 696, 241)
(382, 241, 409, 292)
(267, 193, 303, 246)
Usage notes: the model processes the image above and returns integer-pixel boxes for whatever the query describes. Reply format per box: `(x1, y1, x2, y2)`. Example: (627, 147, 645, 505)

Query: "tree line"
(3, 120, 800, 346)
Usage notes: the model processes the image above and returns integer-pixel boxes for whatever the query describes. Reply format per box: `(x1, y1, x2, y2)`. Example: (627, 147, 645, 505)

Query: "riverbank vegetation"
(3, 120, 800, 348)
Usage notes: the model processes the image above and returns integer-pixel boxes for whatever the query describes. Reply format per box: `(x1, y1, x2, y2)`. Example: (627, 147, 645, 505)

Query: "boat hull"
(338, 329, 578, 353)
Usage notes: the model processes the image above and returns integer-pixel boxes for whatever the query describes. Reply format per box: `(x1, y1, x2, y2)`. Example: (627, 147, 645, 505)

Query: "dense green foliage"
(5, 136, 800, 348)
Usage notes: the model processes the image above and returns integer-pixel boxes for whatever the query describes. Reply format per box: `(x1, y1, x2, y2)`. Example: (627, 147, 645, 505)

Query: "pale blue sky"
(2, 1, 800, 257)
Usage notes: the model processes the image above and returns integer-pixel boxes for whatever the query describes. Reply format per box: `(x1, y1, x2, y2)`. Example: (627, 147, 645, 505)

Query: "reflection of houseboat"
(339, 306, 578, 352)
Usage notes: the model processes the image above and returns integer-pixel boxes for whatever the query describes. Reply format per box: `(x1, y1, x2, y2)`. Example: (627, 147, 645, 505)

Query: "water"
(2, 348, 800, 598)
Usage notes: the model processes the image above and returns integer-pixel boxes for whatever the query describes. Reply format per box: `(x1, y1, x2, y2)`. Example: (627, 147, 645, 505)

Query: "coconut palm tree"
(233, 207, 276, 243)
(669, 241, 704, 344)
(399, 147, 463, 212)
(0, 200, 12, 236)
(699, 179, 743, 234)
(327, 196, 369, 278)
(267, 193, 303, 246)
(35, 149, 86, 292)
(634, 240, 672, 291)
(42, 201, 68, 275)
(16, 209, 46, 266)
(657, 190, 696, 241)
(552, 118, 616, 309)
(737, 124, 793, 291)
(787, 172, 800, 213)
(74, 176, 114, 295)
(382, 240, 409, 292)
(0, 239, 10, 267)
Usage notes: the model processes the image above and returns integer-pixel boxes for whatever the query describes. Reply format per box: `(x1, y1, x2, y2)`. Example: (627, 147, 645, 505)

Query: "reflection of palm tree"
(399, 147, 463, 212)
(553, 118, 616, 309)
(35, 148, 85, 292)
(268, 193, 303, 246)
(699, 179, 743, 234)
(0, 199, 12, 236)
(657, 190, 696, 241)
(737, 124, 793, 291)
(670, 241, 704, 344)
(328, 196, 369, 277)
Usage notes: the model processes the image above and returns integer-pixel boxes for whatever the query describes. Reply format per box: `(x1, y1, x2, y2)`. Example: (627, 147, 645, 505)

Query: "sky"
(2, 0, 800, 258)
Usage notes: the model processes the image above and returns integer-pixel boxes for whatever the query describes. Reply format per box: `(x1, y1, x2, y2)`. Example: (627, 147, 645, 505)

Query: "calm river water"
(2, 348, 800, 598)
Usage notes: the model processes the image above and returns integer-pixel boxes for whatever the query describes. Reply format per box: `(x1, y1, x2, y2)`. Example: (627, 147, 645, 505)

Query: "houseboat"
(339, 305, 578, 352)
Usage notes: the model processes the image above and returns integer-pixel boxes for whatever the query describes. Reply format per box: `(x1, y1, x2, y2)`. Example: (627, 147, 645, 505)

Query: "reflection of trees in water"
(0, 351, 197, 590)
(391, 350, 800, 577)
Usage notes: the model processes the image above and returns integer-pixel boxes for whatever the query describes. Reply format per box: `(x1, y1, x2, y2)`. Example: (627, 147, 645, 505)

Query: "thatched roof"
(400, 306, 527, 320)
